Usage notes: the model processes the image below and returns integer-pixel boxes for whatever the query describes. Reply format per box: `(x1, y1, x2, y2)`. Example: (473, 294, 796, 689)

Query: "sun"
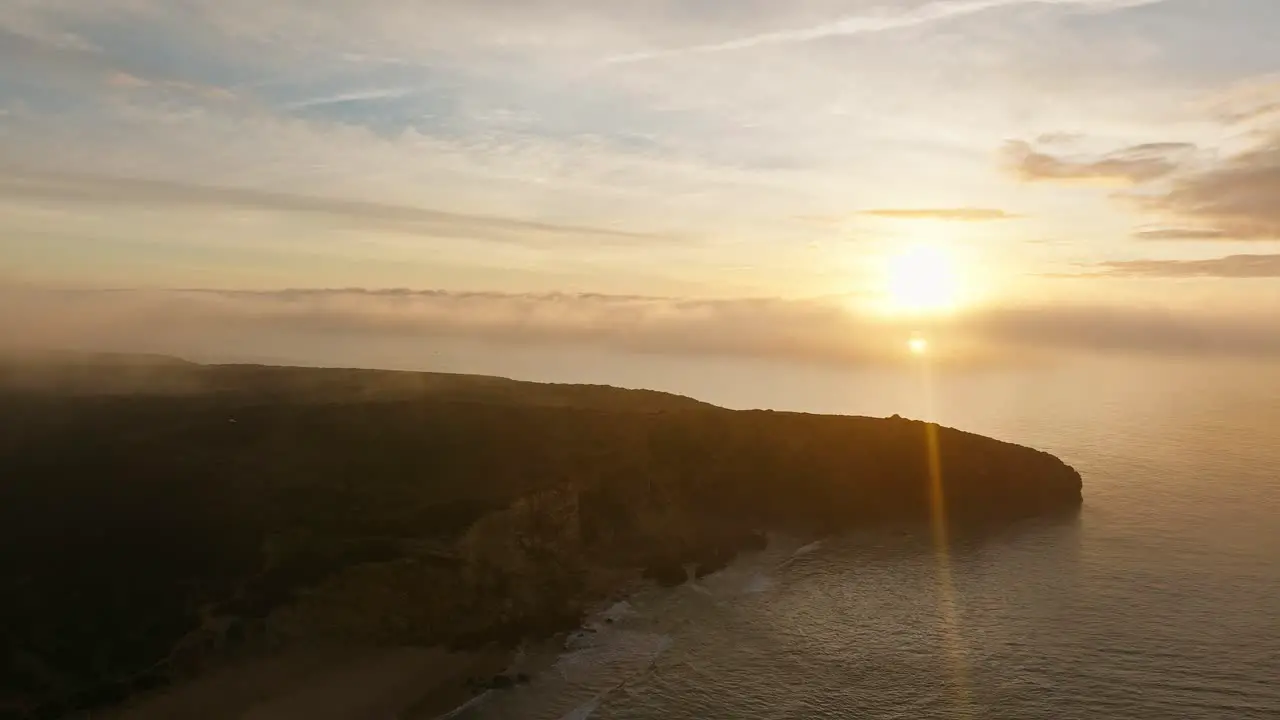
(880, 242, 963, 315)
(908, 335, 929, 355)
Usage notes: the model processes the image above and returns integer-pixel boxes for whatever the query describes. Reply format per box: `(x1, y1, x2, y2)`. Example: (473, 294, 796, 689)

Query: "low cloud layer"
(3, 286, 1278, 368)
(858, 208, 1022, 221)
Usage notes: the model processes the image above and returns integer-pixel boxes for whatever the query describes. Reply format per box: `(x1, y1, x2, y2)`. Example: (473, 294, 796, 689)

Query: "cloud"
(1096, 255, 1280, 278)
(3, 0, 1275, 309)
(3, 286, 1278, 368)
(0, 26, 237, 104)
(967, 303, 1280, 357)
(859, 208, 1022, 221)
(1141, 134, 1280, 240)
(0, 170, 681, 247)
(1035, 132, 1084, 146)
(0, 75, 821, 242)
(107, 71, 150, 88)
(1003, 139, 1193, 184)
(608, 0, 1168, 63)
(0, 11, 96, 53)
(1133, 228, 1230, 241)
(285, 87, 421, 110)
(1219, 101, 1280, 126)
(0, 26, 110, 88)
(0, 0, 1221, 253)
(1202, 74, 1280, 126)
(102, 72, 233, 101)
(1016, 119, 1280, 240)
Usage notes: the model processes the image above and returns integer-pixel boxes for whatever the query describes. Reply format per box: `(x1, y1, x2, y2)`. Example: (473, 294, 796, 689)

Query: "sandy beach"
(106, 645, 511, 720)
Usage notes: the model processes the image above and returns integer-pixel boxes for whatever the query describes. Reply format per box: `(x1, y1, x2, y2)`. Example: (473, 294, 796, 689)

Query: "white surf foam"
(554, 629, 671, 679)
(792, 539, 824, 558)
(557, 695, 601, 720)
(743, 571, 775, 594)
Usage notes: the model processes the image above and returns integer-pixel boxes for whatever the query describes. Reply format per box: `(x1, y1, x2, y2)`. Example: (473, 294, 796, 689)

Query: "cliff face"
(0, 357, 1082, 717)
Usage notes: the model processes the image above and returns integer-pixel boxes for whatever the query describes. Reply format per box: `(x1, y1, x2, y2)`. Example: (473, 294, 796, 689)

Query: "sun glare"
(908, 336, 929, 355)
(881, 242, 963, 315)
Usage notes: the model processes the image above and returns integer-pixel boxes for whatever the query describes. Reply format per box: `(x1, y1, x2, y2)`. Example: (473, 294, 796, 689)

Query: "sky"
(2, 0, 1279, 372)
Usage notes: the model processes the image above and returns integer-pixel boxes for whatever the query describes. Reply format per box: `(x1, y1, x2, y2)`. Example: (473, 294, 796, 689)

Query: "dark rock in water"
(740, 530, 769, 553)
(529, 610, 585, 637)
(484, 672, 530, 690)
(693, 545, 735, 578)
(488, 674, 515, 690)
(643, 562, 688, 588)
(449, 610, 579, 651)
(131, 673, 170, 694)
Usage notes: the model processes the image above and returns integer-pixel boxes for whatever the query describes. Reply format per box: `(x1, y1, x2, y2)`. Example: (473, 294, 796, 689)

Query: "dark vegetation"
(0, 354, 1082, 718)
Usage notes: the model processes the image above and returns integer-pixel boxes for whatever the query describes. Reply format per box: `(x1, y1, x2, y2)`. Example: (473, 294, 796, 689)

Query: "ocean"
(439, 354, 1280, 719)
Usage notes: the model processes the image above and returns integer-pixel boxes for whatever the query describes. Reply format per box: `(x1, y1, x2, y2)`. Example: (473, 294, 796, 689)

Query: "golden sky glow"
(881, 242, 965, 316)
(2, 1, 1279, 368)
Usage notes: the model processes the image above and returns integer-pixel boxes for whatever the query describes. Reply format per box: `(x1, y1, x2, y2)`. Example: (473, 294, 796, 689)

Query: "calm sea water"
(444, 356, 1280, 720)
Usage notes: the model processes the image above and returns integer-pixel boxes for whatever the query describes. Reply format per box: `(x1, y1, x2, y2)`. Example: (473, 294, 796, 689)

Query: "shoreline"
(105, 520, 1078, 720)
(423, 537, 798, 719)
(424, 576, 663, 719)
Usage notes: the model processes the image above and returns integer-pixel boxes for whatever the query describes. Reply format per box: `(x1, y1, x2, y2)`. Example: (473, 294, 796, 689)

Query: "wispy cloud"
(285, 87, 421, 110)
(1202, 74, 1280, 126)
(1035, 132, 1085, 146)
(0, 10, 96, 52)
(107, 72, 149, 89)
(1003, 139, 1193, 185)
(1096, 255, 1280, 278)
(859, 208, 1023, 221)
(607, 0, 1168, 63)
(0, 171, 681, 247)
(1134, 228, 1230, 241)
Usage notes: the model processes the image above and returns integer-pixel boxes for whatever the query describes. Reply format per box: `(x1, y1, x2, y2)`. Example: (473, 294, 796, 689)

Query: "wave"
(556, 695, 601, 720)
(743, 572, 774, 594)
(791, 539, 824, 558)
(451, 544, 781, 718)
(554, 629, 671, 680)
(688, 581, 714, 596)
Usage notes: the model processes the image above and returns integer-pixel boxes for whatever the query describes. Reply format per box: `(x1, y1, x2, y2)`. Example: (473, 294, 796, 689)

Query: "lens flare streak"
(920, 360, 975, 718)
